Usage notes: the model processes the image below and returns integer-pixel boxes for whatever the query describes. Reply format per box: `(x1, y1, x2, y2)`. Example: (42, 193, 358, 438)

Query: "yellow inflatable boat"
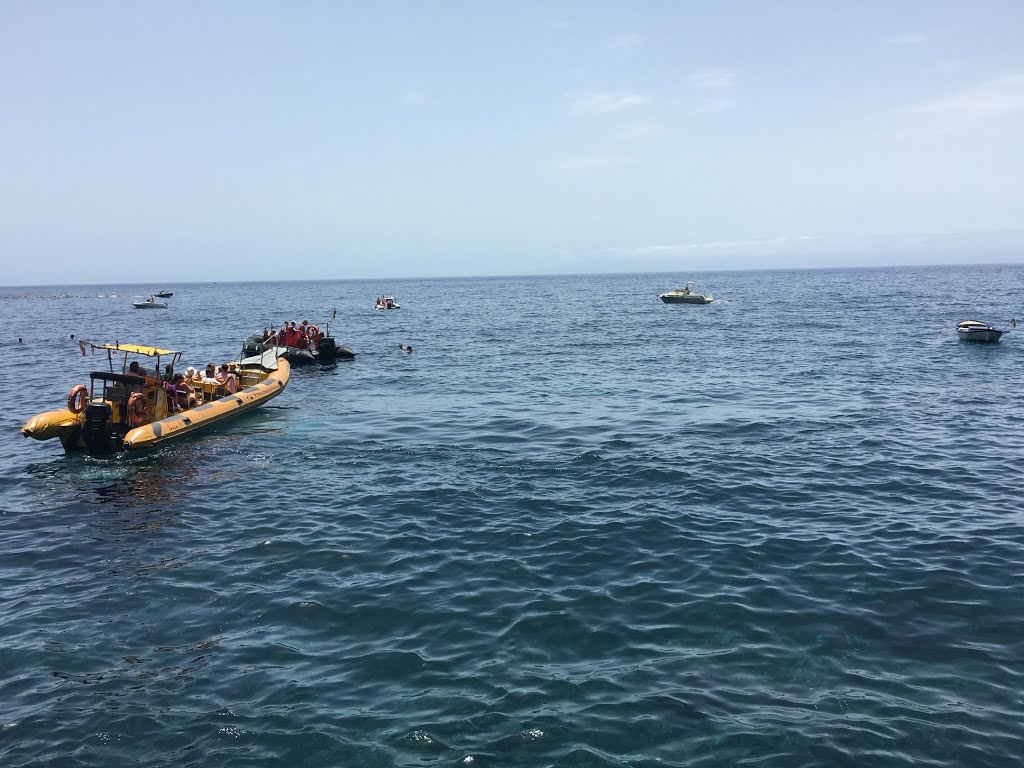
(22, 341, 290, 454)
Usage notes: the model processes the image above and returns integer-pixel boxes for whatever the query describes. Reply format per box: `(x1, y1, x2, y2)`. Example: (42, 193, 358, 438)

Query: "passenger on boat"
(164, 376, 181, 413)
(173, 373, 196, 408)
(186, 366, 200, 383)
(217, 364, 238, 394)
(129, 361, 147, 378)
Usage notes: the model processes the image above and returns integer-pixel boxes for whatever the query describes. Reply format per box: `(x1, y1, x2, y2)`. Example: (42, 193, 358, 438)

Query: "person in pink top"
(216, 364, 238, 394)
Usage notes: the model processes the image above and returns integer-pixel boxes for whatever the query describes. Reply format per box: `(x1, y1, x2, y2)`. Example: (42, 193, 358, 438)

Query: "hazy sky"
(2, 1, 1023, 285)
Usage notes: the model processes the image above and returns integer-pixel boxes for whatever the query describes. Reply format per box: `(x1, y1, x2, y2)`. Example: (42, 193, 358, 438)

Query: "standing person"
(332, 307, 336, 319)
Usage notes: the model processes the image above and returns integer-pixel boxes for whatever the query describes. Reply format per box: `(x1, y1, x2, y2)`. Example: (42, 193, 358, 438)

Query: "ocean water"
(0, 265, 1022, 767)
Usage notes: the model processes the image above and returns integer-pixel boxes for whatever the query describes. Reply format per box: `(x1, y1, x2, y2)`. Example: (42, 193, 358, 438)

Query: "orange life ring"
(127, 392, 149, 425)
(68, 384, 88, 414)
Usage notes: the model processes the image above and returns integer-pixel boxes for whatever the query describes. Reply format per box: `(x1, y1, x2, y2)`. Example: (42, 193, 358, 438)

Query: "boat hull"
(659, 293, 713, 304)
(957, 329, 1003, 343)
(21, 409, 81, 449)
(956, 321, 1004, 343)
(133, 302, 168, 309)
(124, 358, 289, 450)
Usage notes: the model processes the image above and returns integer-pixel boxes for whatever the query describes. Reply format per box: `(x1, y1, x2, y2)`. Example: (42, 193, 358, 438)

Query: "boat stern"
(22, 409, 81, 446)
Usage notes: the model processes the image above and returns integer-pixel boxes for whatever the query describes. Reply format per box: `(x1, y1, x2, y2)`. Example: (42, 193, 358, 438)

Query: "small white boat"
(658, 281, 713, 305)
(375, 295, 400, 310)
(133, 297, 168, 309)
(956, 319, 1007, 343)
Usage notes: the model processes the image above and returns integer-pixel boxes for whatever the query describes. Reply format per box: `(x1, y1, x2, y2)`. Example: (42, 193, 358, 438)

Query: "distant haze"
(1, 1, 1022, 285)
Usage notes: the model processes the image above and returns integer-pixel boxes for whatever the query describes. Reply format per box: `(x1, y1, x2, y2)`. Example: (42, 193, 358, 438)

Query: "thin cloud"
(689, 69, 736, 89)
(403, 89, 428, 106)
(612, 236, 822, 255)
(545, 18, 571, 31)
(567, 89, 648, 113)
(695, 97, 735, 114)
(612, 33, 641, 51)
(555, 154, 627, 170)
(883, 32, 925, 45)
(909, 73, 1024, 125)
(618, 121, 664, 140)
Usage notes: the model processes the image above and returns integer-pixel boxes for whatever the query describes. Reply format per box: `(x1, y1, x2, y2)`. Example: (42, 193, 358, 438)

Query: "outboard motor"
(82, 401, 114, 453)
(243, 334, 267, 356)
(317, 337, 338, 359)
(316, 337, 355, 360)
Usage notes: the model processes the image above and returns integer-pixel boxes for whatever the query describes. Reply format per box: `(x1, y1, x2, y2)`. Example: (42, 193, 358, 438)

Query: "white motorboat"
(133, 297, 168, 309)
(375, 295, 400, 310)
(658, 282, 713, 305)
(956, 319, 1009, 343)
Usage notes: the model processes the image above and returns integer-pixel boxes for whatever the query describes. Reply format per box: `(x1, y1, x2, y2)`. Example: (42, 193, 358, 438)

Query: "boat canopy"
(84, 342, 179, 357)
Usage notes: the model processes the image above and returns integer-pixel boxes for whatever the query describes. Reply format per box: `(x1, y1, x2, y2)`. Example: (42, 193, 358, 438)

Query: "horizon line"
(2, 259, 1023, 290)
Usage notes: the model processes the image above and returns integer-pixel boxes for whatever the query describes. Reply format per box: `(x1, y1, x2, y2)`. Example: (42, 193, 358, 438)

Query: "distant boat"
(154, 290, 173, 298)
(133, 297, 168, 309)
(375, 295, 400, 310)
(956, 319, 1007, 343)
(658, 281, 713, 305)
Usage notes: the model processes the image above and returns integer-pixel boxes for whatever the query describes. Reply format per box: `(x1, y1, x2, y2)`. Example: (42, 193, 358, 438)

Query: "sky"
(1, 0, 1023, 285)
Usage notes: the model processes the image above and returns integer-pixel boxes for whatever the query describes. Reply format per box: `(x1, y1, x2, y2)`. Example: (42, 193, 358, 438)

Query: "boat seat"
(198, 381, 219, 402)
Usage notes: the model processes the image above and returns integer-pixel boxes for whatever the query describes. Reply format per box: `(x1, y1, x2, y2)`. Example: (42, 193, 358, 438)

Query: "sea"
(0, 264, 1022, 768)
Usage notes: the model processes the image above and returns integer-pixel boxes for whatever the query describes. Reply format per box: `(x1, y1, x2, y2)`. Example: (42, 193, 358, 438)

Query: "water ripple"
(2, 268, 1023, 766)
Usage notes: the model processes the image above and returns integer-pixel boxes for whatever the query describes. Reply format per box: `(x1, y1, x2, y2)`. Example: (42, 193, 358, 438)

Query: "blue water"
(1, 265, 1022, 767)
